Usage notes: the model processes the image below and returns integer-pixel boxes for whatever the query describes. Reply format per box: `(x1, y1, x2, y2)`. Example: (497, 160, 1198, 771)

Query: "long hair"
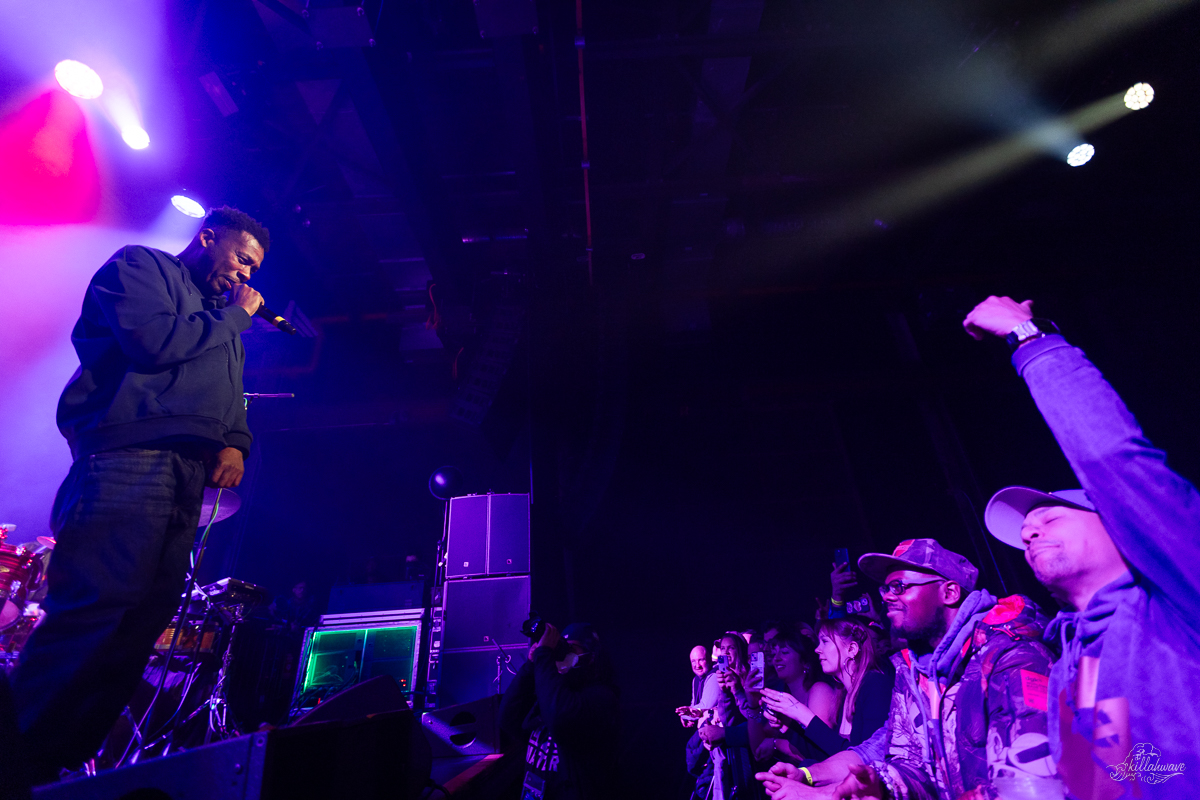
(773, 623, 821, 691)
(719, 632, 749, 671)
(816, 615, 882, 728)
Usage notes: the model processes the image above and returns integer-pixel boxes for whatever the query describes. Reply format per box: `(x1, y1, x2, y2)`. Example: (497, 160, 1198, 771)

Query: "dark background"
(9, 0, 1200, 794)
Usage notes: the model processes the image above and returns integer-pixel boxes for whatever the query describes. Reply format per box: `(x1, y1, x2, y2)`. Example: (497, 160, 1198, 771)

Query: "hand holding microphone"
(229, 284, 297, 335)
(229, 283, 264, 316)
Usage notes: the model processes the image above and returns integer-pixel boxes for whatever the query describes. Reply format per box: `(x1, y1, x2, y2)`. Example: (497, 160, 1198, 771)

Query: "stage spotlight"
(54, 60, 103, 99)
(428, 466, 464, 500)
(1066, 143, 1095, 167)
(171, 195, 206, 218)
(120, 124, 150, 150)
(1124, 82, 1155, 110)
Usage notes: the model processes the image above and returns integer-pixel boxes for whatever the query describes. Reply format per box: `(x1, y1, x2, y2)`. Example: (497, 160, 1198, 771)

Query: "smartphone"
(834, 547, 850, 567)
(748, 651, 765, 691)
(716, 655, 728, 673)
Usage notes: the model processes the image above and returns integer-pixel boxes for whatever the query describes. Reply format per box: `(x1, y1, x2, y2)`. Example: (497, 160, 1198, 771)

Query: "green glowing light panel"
(299, 624, 419, 695)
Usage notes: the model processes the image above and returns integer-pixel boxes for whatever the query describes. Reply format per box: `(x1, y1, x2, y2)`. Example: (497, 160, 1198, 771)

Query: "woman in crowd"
(690, 633, 760, 799)
(748, 623, 841, 765)
(759, 615, 889, 755)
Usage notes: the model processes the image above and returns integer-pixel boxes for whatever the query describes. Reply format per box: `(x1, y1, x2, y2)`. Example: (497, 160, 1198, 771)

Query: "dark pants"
(10, 447, 206, 782)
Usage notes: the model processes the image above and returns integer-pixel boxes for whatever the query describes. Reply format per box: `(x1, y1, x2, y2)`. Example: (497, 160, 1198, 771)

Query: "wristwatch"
(1005, 318, 1059, 352)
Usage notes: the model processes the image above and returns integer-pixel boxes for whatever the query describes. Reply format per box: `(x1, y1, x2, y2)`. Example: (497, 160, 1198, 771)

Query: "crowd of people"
(675, 297, 1200, 800)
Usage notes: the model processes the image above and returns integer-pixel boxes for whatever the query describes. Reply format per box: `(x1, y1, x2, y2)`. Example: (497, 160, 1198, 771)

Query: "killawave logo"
(1107, 743, 1185, 785)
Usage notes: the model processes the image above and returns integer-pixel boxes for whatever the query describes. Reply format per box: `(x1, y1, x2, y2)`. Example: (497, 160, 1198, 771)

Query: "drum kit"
(0, 487, 264, 671)
(0, 523, 51, 664)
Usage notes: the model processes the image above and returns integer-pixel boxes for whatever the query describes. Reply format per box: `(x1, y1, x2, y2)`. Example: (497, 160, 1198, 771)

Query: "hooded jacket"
(57, 245, 253, 459)
(872, 591, 1057, 800)
(499, 646, 620, 800)
(1014, 334, 1200, 799)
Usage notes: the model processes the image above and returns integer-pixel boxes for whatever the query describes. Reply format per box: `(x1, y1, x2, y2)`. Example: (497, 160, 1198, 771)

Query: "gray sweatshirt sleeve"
(1014, 334, 1200, 629)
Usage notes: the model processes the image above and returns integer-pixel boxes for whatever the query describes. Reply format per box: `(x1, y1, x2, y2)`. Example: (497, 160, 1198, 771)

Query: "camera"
(520, 611, 545, 640)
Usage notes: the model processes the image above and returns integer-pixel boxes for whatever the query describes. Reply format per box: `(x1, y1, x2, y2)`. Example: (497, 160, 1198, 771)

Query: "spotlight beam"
(859, 92, 1130, 222)
(756, 89, 1140, 271)
(1025, 0, 1195, 77)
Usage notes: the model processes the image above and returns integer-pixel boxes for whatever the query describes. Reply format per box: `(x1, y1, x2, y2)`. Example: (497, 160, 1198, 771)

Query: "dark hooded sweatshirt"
(499, 647, 620, 800)
(57, 245, 253, 459)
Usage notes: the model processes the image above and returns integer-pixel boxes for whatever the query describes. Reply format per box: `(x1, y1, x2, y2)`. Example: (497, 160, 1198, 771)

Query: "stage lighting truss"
(54, 60, 103, 100)
(171, 195, 206, 218)
(1124, 83, 1154, 111)
(1066, 143, 1095, 167)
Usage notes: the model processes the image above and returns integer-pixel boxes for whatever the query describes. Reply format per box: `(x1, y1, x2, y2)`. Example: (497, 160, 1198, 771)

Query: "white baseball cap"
(984, 487, 1096, 549)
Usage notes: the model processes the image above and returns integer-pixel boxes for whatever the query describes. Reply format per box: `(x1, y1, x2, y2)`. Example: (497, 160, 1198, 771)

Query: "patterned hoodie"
(871, 591, 1059, 800)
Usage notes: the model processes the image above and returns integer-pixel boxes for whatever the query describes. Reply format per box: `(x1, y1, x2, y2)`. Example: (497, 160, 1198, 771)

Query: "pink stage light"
(0, 91, 101, 224)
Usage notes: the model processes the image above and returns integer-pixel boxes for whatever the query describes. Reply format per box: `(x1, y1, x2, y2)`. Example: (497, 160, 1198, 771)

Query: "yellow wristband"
(799, 766, 814, 786)
(830, 597, 846, 606)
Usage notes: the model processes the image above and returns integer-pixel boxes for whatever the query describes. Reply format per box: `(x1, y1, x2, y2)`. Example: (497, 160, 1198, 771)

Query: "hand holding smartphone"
(748, 651, 765, 691)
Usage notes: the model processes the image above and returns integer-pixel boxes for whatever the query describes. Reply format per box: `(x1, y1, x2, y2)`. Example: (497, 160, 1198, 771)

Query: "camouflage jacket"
(873, 592, 1058, 800)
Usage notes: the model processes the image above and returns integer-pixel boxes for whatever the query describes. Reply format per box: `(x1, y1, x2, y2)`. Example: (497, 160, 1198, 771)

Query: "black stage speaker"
(441, 576, 530, 650)
(435, 648, 528, 708)
(486, 494, 529, 575)
(446, 495, 488, 578)
(33, 711, 424, 800)
(445, 494, 529, 579)
(420, 694, 502, 758)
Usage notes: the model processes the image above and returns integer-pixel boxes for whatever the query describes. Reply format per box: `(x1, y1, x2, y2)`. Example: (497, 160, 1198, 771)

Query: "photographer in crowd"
(966, 296, 1200, 798)
(499, 621, 619, 800)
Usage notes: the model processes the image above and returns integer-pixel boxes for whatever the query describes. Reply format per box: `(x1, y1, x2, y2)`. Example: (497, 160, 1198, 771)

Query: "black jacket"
(499, 648, 620, 800)
(57, 245, 253, 459)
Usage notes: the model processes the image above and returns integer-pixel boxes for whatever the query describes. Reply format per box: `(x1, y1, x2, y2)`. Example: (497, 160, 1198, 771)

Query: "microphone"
(255, 304, 298, 335)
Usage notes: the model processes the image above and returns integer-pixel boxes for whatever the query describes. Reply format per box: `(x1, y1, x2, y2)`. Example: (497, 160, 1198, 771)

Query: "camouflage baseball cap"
(857, 538, 979, 591)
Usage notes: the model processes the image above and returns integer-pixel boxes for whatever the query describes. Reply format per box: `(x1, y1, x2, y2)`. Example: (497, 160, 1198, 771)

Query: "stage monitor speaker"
(294, 674, 408, 725)
(420, 694, 502, 758)
(441, 575, 530, 650)
(445, 493, 528, 578)
(33, 711, 426, 800)
(434, 648, 528, 708)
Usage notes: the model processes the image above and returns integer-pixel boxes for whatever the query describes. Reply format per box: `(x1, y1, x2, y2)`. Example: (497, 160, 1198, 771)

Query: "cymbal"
(199, 488, 241, 527)
(36, 536, 56, 550)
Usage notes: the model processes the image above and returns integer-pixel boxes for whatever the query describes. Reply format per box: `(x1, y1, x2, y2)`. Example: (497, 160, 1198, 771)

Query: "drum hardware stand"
(201, 601, 256, 742)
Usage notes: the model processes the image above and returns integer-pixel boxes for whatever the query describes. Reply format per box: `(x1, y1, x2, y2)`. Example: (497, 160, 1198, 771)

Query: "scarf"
(1043, 571, 1137, 762)
(903, 589, 998, 777)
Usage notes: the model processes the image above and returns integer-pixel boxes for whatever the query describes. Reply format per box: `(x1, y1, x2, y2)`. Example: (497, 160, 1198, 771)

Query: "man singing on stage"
(8, 206, 269, 785)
